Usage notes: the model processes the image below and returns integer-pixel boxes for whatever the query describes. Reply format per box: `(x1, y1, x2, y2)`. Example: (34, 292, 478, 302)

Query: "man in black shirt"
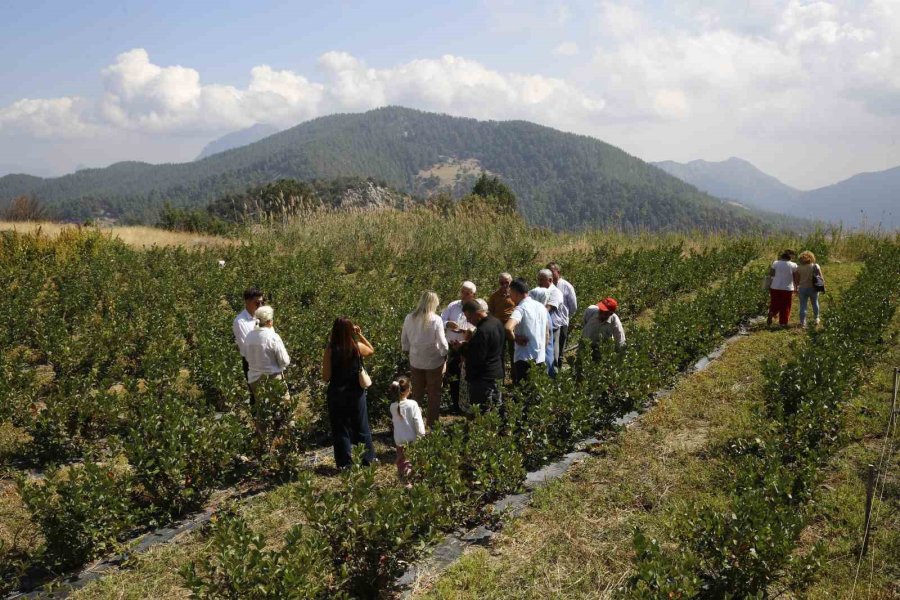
(461, 299, 506, 409)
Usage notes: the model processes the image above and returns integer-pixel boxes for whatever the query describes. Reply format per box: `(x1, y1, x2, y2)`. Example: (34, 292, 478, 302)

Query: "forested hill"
(0, 107, 795, 231)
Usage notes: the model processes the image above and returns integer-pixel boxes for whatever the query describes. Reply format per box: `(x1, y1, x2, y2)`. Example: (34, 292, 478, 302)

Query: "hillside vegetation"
(0, 107, 802, 232)
(157, 176, 414, 233)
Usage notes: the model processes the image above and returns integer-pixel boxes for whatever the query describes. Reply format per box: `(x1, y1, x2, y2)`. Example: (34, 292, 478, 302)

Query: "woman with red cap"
(582, 297, 626, 358)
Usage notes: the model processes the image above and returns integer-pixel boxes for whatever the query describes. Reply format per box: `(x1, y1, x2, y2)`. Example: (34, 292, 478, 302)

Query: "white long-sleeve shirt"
(401, 312, 449, 370)
(441, 300, 476, 343)
(556, 277, 577, 327)
(390, 399, 426, 445)
(244, 327, 290, 383)
(232, 309, 257, 357)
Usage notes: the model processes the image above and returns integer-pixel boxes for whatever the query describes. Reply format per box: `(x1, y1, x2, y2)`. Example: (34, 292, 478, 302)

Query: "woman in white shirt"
(767, 250, 799, 327)
(401, 291, 449, 427)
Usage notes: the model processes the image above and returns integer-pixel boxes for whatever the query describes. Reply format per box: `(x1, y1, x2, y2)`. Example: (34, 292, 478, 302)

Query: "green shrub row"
(625, 240, 900, 599)
(183, 267, 769, 598)
(0, 225, 770, 592)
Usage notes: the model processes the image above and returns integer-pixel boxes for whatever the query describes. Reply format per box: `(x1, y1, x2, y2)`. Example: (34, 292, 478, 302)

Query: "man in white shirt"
(441, 281, 477, 412)
(583, 297, 626, 359)
(244, 305, 291, 393)
(233, 288, 264, 386)
(547, 262, 577, 369)
(505, 278, 548, 385)
(538, 269, 565, 369)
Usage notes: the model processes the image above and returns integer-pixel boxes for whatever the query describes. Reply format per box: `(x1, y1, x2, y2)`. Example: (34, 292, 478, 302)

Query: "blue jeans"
(798, 287, 819, 323)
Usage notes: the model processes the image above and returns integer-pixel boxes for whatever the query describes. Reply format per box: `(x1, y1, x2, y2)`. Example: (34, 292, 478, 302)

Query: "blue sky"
(0, 0, 566, 103)
(1, 0, 899, 188)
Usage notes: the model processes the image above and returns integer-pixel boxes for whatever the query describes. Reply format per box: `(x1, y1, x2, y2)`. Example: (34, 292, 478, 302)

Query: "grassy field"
(413, 261, 899, 599)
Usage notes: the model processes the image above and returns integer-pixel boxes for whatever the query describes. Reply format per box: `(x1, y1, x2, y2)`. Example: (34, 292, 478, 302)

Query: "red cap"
(597, 297, 618, 312)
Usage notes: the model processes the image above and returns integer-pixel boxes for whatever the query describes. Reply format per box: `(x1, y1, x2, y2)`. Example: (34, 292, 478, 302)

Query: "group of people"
(766, 249, 826, 327)
(232, 262, 628, 476)
(229, 249, 828, 476)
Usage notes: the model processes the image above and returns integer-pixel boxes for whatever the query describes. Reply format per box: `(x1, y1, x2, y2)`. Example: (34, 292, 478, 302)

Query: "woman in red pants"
(767, 250, 799, 327)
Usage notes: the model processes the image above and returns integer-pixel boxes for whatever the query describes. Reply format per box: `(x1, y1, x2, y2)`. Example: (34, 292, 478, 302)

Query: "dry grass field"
(0, 221, 234, 248)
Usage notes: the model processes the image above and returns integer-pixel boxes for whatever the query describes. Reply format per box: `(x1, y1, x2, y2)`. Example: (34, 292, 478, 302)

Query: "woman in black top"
(322, 317, 376, 468)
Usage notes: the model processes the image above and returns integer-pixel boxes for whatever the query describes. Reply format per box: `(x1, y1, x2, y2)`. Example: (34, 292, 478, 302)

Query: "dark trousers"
(242, 357, 256, 404)
(327, 388, 375, 468)
(446, 350, 462, 412)
(556, 325, 569, 369)
(468, 379, 502, 409)
(513, 360, 532, 386)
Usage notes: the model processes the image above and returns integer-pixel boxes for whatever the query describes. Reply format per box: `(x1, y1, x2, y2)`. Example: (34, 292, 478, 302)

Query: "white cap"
(461, 281, 476, 293)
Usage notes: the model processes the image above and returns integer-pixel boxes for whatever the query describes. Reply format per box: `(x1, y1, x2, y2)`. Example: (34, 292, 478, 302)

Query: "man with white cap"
(441, 281, 477, 412)
(244, 305, 291, 393)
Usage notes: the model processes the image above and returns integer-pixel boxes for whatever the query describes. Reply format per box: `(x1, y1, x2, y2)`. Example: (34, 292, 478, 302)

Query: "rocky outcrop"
(333, 179, 412, 210)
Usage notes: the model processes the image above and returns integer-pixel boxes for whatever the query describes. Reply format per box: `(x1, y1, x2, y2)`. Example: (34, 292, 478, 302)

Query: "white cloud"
(585, 0, 900, 186)
(592, 5, 803, 121)
(553, 41, 579, 56)
(91, 49, 326, 133)
(652, 89, 690, 119)
(0, 97, 96, 138)
(0, 48, 604, 140)
(598, 0, 643, 39)
(318, 53, 604, 124)
(588, 0, 900, 125)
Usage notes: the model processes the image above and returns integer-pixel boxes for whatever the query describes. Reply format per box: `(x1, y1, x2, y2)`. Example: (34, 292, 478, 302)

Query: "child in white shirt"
(389, 377, 426, 478)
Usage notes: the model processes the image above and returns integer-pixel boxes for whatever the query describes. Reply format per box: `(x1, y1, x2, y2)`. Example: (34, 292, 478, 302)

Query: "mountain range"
(654, 157, 899, 230)
(0, 108, 805, 231)
(195, 123, 281, 161)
